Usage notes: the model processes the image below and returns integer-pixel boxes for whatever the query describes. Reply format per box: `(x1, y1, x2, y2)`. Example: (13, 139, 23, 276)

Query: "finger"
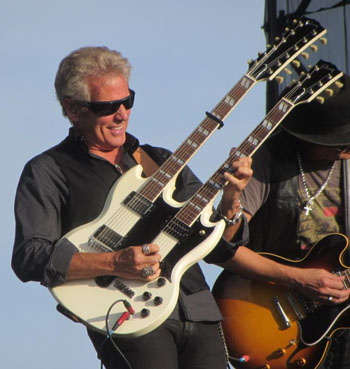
(231, 156, 252, 169)
(324, 276, 346, 291)
(141, 243, 160, 255)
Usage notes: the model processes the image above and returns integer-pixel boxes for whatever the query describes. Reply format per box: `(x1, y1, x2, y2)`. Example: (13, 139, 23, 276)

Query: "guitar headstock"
(248, 17, 327, 82)
(283, 60, 343, 105)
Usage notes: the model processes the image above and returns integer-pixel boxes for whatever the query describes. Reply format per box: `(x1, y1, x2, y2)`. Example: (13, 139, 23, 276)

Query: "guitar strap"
(133, 147, 159, 177)
(343, 159, 350, 238)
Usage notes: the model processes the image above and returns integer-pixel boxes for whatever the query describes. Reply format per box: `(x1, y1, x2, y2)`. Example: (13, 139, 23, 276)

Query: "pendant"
(304, 200, 313, 216)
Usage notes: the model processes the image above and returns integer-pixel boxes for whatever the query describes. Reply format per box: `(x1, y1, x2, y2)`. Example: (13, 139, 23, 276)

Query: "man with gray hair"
(12, 46, 252, 369)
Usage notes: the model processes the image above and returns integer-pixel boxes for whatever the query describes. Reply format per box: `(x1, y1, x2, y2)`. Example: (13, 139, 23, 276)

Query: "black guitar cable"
(97, 299, 134, 369)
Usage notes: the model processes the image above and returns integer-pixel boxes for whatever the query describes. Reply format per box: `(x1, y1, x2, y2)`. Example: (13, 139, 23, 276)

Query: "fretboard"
(164, 98, 293, 230)
(134, 75, 256, 204)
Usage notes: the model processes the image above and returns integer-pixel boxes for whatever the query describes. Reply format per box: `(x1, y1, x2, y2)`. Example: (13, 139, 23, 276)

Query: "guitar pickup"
(123, 191, 156, 217)
(92, 225, 125, 251)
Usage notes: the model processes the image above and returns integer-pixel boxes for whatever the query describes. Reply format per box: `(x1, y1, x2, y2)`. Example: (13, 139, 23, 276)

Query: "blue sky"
(1, 1, 266, 368)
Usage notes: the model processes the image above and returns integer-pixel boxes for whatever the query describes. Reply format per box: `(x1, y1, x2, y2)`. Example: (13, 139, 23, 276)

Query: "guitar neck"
(136, 75, 256, 203)
(164, 98, 294, 231)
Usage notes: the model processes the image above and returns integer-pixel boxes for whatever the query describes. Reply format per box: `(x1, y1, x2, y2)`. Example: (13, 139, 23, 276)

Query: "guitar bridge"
(286, 292, 306, 320)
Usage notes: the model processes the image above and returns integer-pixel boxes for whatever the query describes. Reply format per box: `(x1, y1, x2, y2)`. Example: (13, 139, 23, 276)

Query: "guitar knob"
(276, 348, 286, 357)
(141, 308, 150, 318)
(157, 278, 167, 287)
(260, 365, 271, 369)
(143, 291, 152, 301)
(294, 358, 306, 367)
(154, 296, 163, 306)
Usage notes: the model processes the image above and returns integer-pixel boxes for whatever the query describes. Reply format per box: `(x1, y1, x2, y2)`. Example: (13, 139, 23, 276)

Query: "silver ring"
(142, 244, 151, 255)
(328, 296, 333, 302)
(142, 266, 154, 277)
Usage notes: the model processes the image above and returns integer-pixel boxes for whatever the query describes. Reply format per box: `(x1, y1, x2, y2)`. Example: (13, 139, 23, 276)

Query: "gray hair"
(55, 46, 132, 117)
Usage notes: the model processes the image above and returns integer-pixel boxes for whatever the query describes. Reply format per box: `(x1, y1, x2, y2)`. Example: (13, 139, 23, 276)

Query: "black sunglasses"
(77, 89, 135, 116)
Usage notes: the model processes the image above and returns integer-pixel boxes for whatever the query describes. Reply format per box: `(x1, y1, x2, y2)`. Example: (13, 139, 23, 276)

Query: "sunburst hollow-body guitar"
(213, 233, 350, 369)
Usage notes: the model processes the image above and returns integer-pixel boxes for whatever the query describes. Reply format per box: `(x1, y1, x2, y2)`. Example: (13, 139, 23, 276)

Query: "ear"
(63, 99, 80, 123)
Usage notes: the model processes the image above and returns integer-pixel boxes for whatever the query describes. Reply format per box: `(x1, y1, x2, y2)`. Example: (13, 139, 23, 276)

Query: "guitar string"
(169, 68, 319, 228)
(158, 101, 289, 256)
(170, 104, 284, 227)
(97, 76, 300, 252)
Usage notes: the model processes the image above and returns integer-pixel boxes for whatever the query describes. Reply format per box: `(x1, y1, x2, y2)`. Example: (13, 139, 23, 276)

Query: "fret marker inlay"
(262, 120, 273, 130)
(198, 126, 209, 136)
(224, 95, 235, 106)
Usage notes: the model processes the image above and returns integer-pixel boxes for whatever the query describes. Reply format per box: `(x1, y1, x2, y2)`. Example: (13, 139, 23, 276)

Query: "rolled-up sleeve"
(12, 154, 78, 287)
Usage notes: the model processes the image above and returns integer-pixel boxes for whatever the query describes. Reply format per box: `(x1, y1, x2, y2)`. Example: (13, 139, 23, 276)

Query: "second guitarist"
(217, 74, 350, 368)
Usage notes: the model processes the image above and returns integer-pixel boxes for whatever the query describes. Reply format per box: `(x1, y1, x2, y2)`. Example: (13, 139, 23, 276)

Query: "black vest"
(247, 132, 349, 259)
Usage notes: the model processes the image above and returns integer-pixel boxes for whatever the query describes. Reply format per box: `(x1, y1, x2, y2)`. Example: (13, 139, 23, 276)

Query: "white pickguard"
(50, 165, 225, 337)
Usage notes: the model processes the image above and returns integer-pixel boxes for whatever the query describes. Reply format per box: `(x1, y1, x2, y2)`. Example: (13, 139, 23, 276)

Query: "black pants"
(88, 319, 228, 369)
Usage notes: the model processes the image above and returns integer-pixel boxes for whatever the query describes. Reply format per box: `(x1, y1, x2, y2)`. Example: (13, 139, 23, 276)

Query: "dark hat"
(281, 74, 350, 146)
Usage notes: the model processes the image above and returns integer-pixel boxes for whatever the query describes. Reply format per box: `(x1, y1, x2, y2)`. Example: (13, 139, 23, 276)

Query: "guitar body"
(213, 233, 350, 369)
(51, 164, 226, 337)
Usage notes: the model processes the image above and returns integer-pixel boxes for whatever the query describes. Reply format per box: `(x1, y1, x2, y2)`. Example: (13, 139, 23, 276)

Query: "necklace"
(297, 151, 335, 216)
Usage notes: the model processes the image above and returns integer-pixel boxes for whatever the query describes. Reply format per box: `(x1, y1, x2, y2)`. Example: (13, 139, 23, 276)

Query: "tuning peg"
(292, 19, 298, 24)
(325, 88, 334, 97)
(320, 37, 328, 45)
(266, 44, 272, 49)
(307, 64, 313, 70)
(258, 51, 264, 57)
(285, 27, 290, 32)
(275, 36, 281, 42)
(316, 96, 325, 104)
(301, 52, 310, 60)
(299, 71, 306, 77)
(335, 81, 344, 88)
(292, 60, 301, 68)
(284, 68, 292, 75)
(247, 58, 254, 64)
(275, 75, 284, 84)
(310, 44, 318, 52)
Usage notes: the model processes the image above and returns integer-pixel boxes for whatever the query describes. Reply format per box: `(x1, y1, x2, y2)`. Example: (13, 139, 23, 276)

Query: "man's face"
(306, 143, 350, 162)
(72, 74, 131, 153)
